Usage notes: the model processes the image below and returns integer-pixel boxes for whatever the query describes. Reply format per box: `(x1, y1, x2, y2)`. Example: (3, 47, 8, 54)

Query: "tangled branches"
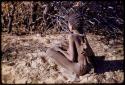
(1, 1, 124, 41)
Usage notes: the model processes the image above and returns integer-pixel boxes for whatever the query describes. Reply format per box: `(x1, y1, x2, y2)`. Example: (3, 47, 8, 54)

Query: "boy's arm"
(56, 34, 76, 61)
(68, 34, 76, 61)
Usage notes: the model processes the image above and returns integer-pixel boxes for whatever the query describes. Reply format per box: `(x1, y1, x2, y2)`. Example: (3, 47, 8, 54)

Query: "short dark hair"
(68, 13, 84, 34)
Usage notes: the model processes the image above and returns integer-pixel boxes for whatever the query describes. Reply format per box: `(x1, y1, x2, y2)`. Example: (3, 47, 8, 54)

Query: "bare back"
(69, 34, 91, 74)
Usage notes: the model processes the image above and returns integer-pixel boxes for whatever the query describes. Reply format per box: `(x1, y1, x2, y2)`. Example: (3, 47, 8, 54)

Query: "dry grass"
(1, 33, 124, 84)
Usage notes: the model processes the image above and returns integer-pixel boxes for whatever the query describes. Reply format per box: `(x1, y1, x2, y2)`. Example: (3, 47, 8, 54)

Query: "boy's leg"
(46, 48, 81, 75)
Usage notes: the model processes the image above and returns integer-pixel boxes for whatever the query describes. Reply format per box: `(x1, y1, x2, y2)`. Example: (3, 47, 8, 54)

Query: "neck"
(72, 30, 84, 36)
(72, 30, 80, 34)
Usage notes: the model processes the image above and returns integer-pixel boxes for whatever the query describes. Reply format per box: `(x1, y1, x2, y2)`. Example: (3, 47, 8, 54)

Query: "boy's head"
(68, 13, 84, 34)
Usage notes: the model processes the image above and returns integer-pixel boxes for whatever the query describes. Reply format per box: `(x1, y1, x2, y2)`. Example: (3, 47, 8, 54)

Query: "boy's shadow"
(93, 56, 124, 74)
(86, 38, 123, 74)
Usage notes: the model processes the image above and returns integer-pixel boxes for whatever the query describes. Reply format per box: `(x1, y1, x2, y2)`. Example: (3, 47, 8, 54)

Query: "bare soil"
(1, 33, 124, 84)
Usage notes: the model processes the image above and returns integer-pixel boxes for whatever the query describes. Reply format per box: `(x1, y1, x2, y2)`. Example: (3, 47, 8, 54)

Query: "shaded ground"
(1, 33, 124, 84)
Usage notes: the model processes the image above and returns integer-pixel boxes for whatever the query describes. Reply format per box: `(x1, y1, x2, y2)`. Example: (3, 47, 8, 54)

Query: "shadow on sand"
(93, 56, 124, 74)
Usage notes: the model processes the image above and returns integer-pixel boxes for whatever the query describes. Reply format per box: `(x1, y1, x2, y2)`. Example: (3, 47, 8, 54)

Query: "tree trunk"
(8, 2, 15, 33)
(31, 1, 37, 32)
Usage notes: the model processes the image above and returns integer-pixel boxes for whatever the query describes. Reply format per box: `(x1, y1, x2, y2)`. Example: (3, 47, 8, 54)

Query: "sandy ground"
(1, 33, 124, 84)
